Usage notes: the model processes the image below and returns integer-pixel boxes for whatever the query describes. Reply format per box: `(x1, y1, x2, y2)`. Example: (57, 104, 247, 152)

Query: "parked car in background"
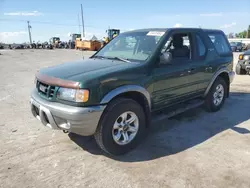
(236, 50, 250, 75)
(243, 43, 250, 51)
(230, 42, 243, 52)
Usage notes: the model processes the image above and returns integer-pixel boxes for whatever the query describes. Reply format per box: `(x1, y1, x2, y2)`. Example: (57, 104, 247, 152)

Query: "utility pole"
(27, 21, 32, 44)
(80, 4, 85, 39)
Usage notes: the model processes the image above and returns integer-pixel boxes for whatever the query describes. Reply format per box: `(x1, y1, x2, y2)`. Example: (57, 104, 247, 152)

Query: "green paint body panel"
(37, 28, 234, 111)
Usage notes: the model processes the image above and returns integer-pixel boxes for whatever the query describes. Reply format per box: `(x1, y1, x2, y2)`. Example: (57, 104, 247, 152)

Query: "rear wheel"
(204, 77, 227, 112)
(94, 98, 146, 155)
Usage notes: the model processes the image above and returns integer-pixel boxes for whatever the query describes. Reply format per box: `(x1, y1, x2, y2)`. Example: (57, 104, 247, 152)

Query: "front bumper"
(30, 89, 106, 136)
(237, 60, 250, 71)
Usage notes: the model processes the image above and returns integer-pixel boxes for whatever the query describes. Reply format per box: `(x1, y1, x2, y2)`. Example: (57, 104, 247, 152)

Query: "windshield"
(93, 31, 165, 62)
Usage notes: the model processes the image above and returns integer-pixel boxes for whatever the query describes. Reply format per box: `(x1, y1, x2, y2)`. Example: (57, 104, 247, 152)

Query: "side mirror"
(160, 52, 172, 65)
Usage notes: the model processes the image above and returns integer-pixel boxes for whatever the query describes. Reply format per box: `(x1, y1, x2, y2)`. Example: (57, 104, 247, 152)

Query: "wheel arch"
(218, 72, 230, 97)
(100, 85, 151, 127)
(204, 68, 230, 98)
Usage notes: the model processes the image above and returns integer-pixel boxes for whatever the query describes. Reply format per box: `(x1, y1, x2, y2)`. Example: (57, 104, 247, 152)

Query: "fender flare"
(203, 67, 230, 97)
(100, 85, 151, 109)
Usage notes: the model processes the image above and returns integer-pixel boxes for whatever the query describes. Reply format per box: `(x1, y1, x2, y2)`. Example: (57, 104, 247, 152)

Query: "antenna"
(80, 4, 85, 60)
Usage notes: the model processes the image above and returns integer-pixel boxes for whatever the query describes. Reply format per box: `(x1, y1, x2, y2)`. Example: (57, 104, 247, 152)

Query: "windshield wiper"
(112, 57, 131, 63)
(93, 55, 131, 63)
(92, 55, 107, 59)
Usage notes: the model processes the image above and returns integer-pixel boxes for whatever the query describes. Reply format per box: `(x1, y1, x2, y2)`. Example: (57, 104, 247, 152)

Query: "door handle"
(205, 66, 213, 71)
(188, 68, 195, 74)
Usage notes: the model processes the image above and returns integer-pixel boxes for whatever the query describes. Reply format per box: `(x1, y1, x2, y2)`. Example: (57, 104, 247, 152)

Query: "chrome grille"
(36, 81, 56, 98)
(49, 86, 55, 98)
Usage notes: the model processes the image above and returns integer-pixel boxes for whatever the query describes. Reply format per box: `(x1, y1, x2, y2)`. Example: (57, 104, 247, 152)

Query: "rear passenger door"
(189, 31, 233, 93)
(187, 32, 212, 95)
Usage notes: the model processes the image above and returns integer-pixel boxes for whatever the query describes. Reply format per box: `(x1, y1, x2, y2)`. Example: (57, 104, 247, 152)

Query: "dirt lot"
(0, 49, 250, 188)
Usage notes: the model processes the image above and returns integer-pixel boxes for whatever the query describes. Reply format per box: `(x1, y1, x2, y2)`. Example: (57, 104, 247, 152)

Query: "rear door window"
(207, 33, 231, 55)
(195, 34, 206, 58)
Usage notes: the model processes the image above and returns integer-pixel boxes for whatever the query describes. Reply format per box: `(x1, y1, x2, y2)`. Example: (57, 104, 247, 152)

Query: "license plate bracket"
(39, 84, 47, 93)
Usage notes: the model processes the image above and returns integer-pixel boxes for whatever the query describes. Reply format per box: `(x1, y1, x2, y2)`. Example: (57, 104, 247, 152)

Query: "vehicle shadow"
(69, 92, 250, 162)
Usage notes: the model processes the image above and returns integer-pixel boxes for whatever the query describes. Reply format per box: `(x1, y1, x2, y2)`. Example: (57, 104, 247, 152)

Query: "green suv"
(30, 28, 235, 155)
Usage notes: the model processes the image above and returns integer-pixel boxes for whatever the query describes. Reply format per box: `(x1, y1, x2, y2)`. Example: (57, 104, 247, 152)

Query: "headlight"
(57, 88, 89, 102)
(244, 55, 249, 60)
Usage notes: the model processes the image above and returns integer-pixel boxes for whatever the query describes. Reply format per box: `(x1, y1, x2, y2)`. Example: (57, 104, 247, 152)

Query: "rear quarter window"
(207, 32, 231, 55)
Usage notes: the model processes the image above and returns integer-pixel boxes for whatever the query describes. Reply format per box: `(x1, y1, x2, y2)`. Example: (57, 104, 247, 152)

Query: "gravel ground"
(0, 49, 250, 188)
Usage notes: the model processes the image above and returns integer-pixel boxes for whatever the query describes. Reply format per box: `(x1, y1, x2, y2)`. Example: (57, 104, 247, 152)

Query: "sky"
(0, 0, 250, 43)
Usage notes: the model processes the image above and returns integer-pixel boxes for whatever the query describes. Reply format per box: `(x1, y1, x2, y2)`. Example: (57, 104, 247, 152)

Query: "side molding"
(203, 67, 230, 97)
(100, 85, 151, 109)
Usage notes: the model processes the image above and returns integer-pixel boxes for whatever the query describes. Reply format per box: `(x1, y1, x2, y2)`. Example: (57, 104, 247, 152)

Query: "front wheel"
(94, 98, 146, 155)
(204, 77, 227, 112)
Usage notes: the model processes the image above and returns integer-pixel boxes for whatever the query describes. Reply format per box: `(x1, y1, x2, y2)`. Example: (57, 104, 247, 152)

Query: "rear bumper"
(30, 89, 106, 136)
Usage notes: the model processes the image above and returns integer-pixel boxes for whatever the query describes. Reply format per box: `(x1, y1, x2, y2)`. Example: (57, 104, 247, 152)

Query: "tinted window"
(161, 33, 192, 60)
(230, 42, 236, 46)
(208, 33, 231, 55)
(196, 35, 206, 57)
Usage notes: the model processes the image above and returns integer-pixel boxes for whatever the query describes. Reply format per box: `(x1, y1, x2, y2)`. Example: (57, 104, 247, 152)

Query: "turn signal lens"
(75, 89, 89, 102)
(239, 54, 243, 60)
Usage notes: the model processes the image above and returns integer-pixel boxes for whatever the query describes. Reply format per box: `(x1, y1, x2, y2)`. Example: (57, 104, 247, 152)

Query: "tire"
(94, 98, 146, 155)
(236, 65, 246, 75)
(204, 77, 227, 112)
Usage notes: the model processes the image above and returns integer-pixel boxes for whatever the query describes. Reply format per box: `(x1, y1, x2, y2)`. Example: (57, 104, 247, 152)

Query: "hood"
(39, 58, 139, 81)
(244, 49, 250, 55)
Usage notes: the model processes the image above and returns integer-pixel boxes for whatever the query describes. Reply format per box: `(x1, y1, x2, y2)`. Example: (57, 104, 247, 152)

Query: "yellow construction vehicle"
(70, 33, 81, 42)
(103, 29, 120, 45)
(69, 33, 81, 49)
(49, 37, 60, 48)
(74, 34, 102, 51)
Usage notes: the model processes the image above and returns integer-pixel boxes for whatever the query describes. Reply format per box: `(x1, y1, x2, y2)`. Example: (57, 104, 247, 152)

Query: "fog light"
(59, 121, 71, 129)
(244, 55, 249, 60)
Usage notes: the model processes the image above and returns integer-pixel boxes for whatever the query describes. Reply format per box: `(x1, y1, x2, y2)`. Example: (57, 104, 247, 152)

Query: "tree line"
(228, 25, 250, 38)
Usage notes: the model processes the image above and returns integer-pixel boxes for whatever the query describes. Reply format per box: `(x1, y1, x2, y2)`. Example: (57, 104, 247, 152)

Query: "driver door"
(152, 61, 192, 110)
(151, 31, 197, 110)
